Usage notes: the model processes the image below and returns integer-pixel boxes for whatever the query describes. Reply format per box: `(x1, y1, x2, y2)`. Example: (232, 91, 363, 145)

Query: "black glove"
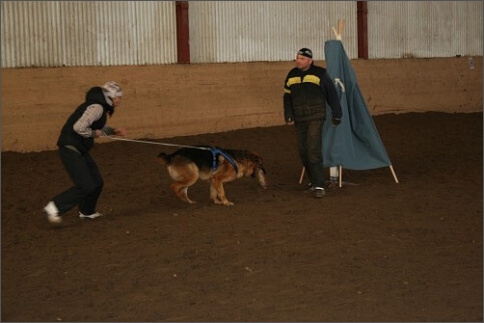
(332, 117, 341, 126)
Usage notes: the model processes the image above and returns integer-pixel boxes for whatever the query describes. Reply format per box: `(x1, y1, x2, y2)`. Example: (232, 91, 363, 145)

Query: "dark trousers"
(295, 119, 325, 188)
(52, 146, 104, 215)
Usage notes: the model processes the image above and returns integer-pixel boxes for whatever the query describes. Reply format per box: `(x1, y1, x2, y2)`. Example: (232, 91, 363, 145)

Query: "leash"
(100, 133, 212, 150)
(100, 133, 238, 173)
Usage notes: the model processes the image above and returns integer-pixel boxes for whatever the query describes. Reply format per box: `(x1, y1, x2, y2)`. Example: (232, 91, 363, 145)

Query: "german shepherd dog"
(157, 146, 268, 206)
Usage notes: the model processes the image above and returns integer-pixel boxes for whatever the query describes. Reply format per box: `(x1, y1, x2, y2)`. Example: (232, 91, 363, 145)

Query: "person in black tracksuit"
(43, 81, 128, 224)
(283, 48, 342, 198)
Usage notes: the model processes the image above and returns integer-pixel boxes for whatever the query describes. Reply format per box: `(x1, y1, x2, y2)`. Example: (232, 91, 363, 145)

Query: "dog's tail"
(157, 152, 170, 166)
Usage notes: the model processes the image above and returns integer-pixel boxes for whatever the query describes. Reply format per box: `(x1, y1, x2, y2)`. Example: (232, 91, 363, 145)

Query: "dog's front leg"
(210, 180, 233, 206)
(209, 183, 222, 204)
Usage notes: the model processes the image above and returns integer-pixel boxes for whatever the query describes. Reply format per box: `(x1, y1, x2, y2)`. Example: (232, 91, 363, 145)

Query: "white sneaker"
(43, 201, 62, 224)
(314, 187, 326, 198)
(79, 212, 103, 220)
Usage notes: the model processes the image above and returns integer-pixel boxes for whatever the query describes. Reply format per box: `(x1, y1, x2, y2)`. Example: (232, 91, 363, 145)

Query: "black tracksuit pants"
(52, 146, 104, 216)
(295, 119, 326, 188)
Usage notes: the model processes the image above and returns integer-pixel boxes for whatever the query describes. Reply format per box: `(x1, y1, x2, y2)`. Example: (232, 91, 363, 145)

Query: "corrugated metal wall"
(368, 1, 483, 58)
(1, 1, 177, 68)
(188, 1, 357, 63)
(1, 1, 482, 68)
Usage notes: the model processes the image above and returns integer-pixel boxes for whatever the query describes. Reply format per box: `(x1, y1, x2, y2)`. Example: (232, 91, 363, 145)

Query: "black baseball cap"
(297, 48, 313, 58)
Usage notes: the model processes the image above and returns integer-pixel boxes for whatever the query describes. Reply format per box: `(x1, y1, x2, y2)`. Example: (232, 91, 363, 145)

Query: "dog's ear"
(250, 153, 266, 174)
(249, 152, 261, 163)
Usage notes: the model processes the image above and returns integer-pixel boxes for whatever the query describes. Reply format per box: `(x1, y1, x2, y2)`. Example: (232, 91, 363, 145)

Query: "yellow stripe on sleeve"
(286, 77, 301, 87)
(302, 75, 321, 86)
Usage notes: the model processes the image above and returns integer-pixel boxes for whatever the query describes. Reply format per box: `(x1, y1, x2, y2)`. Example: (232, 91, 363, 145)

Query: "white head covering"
(102, 81, 123, 105)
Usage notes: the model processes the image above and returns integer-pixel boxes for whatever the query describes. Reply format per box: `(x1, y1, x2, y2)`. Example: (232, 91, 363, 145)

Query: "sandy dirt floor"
(1, 112, 482, 322)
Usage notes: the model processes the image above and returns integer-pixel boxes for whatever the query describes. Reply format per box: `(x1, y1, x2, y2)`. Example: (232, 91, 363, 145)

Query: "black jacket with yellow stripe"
(283, 64, 342, 123)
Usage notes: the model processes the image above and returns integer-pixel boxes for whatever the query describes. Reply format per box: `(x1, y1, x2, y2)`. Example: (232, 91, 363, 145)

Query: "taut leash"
(100, 133, 211, 150)
(100, 133, 238, 172)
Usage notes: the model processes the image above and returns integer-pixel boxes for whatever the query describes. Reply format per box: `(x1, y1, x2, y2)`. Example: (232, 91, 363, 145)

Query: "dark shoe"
(326, 181, 339, 189)
(303, 186, 315, 194)
(329, 176, 339, 183)
(314, 188, 326, 198)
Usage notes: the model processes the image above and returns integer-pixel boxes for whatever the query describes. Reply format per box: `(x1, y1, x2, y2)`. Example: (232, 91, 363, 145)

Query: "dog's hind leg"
(171, 183, 196, 204)
(168, 164, 199, 204)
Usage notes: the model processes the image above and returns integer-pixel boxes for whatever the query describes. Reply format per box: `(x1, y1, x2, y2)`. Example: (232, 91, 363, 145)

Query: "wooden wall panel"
(1, 57, 482, 152)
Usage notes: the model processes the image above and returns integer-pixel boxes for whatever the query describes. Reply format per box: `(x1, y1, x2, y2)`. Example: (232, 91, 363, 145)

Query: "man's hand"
(114, 128, 128, 136)
(332, 117, 341, 127)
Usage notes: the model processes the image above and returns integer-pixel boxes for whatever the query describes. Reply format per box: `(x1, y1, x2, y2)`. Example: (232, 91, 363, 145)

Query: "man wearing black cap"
(283, 48, 342, 198)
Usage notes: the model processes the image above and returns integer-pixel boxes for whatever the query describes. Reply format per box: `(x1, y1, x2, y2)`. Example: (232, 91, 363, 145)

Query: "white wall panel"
(1, 1, 482, 68)
(189, 1, 357, 63)
(1, 1, 177, 68)
(368, 1, 483, 58)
